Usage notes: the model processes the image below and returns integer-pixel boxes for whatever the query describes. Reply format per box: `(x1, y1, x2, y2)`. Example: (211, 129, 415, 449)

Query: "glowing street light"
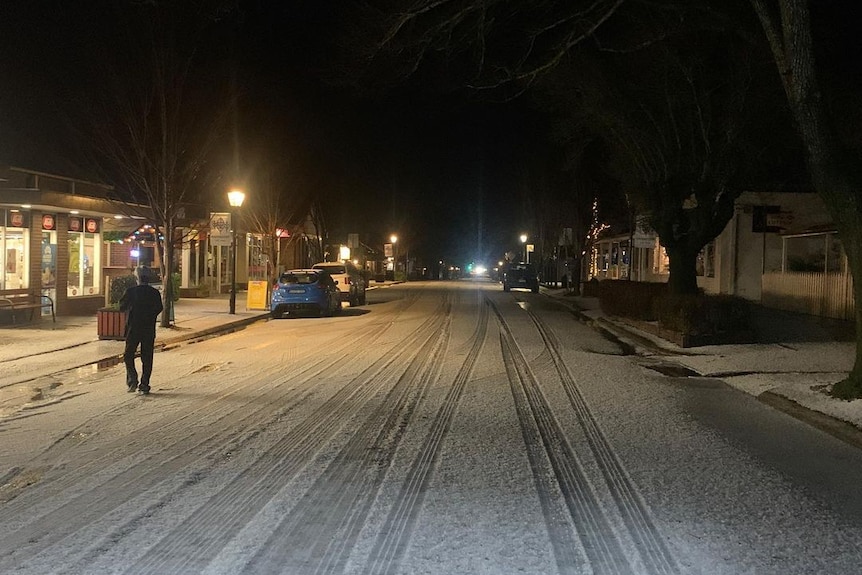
(390, 234, 398, 280)
(228, 189, 246, 314)
(520, 234, 528, 262)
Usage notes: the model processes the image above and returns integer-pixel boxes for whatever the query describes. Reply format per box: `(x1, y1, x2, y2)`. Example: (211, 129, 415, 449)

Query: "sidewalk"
(541, 287, 862, 447)
(0, 292, 269, 365)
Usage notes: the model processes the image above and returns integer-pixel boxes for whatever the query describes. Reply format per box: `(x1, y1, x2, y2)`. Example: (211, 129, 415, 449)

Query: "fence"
(761, 271, 854, 320)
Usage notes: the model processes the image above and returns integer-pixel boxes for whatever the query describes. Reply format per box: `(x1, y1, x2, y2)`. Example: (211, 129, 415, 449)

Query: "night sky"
(0, 1, 555, 267)
(0, 1, 858, 267)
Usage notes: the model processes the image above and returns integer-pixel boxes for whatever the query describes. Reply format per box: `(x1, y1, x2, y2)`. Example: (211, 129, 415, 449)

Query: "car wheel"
(271, 310, 281, 319)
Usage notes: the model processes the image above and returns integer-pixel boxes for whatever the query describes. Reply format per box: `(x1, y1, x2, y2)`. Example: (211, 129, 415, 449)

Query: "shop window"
(67, 232, 101, 297)
(247, 234, 267, 280)
(0, 221, 29, 290)
(785, 233, 845, 273)
(41, 232, 57, 288)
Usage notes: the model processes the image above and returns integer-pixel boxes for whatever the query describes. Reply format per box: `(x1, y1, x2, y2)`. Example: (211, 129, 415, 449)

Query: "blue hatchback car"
(271, 269, 342, 318)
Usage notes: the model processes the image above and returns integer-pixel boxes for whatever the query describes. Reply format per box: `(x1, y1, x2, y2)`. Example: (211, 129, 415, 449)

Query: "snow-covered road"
(2, 281, 862, 574)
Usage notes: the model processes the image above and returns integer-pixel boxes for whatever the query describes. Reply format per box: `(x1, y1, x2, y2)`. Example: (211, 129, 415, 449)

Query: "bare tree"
(85, 1, 233, 327)
(751, 0, 862, 397)
(337, 0, 628, 95)
(526, 0, 789, 294)
(240, 163, 313, 277)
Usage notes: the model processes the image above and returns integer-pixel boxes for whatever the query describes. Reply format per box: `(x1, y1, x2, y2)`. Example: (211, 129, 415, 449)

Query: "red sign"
(10, 212, 25, 227)
(86, 218, 100, 233)
(69, 217, 83, 232)
(42, 214, 56, 231)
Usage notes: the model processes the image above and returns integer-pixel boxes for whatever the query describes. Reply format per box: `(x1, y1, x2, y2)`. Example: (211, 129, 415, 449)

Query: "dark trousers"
(124, 329, 156, 390)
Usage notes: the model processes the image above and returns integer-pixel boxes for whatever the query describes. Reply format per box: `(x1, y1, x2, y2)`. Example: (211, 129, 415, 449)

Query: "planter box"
(179, 285, 210, 298)
(97, 308, 126, 340)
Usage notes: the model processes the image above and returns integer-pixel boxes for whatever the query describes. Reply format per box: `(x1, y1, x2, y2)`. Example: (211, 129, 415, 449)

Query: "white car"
(311, 261, 367, 306)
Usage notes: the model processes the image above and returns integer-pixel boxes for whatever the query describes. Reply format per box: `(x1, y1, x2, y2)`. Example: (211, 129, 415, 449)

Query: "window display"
(0, 211, 29, 290)
(67, 228, 101, 297)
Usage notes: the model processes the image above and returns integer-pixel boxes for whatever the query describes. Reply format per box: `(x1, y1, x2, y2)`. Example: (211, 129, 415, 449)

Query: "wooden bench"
(0, 289, 55, 324)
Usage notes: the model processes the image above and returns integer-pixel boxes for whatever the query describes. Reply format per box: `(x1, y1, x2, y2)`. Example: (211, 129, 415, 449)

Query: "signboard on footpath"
(247, 281, 269, 310)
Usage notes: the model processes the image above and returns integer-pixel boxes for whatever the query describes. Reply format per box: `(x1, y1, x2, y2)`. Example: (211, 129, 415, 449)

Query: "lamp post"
(520, 234, 528, 263)
(228, 189, 245, 314)
(390, 234, 398, 280)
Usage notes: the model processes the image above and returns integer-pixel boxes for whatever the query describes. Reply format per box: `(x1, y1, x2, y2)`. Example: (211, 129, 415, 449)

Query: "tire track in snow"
(524, 308, 679, 575)
(240, 294, 458, 574)
(363, 293, 489, 575)
(122, 295, 451, 574)
(0, 294, 431, 570)
(0, 289, 422, 514)
(0, 309, 389, 523)
(493, 300, 632, 574)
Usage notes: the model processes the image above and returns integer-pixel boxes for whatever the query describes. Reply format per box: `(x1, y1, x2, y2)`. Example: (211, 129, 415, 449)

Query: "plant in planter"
(97, 274, 138, 340)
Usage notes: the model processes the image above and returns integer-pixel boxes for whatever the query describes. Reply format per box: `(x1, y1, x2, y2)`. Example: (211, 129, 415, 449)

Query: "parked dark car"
(271, 269, 342, 318)
(502, 262, 539, 293)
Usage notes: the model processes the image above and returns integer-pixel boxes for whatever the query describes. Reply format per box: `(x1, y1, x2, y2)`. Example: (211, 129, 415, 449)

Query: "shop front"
(0, 166, 150, 318)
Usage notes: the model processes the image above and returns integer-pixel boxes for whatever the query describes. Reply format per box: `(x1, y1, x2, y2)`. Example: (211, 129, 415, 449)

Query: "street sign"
(766, 211, 794, 230)
(210, 212, 231, 246)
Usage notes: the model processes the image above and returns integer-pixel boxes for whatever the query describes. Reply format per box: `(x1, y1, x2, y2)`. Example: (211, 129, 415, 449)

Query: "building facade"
(0, 165, 150, 316)
(588, 191, 851, 319)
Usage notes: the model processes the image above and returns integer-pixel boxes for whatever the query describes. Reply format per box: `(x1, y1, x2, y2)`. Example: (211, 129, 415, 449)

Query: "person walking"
(120, 266, 164, 395)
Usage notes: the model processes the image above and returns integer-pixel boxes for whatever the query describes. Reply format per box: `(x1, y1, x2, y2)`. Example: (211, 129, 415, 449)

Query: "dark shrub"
(108, 274, 138, 308)
(582, 278, 601, 297)
(598, 280, 668, 321)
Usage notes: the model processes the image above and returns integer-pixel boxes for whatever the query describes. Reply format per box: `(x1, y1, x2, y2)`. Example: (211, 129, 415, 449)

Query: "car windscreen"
(279, 272, 319, 284)
(314, 264, 346, 274)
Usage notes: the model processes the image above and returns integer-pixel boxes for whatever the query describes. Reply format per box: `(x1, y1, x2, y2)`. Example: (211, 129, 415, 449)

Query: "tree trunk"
(751, 0, 862, 396)
(666, 247, 699, 295)
(160, 222, 174, 328)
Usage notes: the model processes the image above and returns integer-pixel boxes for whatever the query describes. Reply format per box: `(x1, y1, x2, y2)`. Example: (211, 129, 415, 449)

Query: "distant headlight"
(474, 266, 487, 275)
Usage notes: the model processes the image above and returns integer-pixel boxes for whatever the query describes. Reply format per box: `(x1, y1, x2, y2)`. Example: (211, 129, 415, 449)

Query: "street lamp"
(390, 234, 398, 280)
(520, 234, 528, 263)
(228, 189, 245, 314)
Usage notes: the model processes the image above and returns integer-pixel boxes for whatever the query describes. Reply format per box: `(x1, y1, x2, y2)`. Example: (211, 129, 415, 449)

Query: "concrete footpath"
(0, 292, 270, 364)
(1, 283, 861, 449)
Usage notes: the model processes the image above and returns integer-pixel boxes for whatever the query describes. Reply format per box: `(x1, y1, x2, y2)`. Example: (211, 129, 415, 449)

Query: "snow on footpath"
(0, 293, 270, 418)
(542, 287, 862, 443)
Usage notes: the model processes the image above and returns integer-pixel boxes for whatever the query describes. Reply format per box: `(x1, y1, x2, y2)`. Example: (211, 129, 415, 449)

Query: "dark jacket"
(119, 284, 164, 336)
